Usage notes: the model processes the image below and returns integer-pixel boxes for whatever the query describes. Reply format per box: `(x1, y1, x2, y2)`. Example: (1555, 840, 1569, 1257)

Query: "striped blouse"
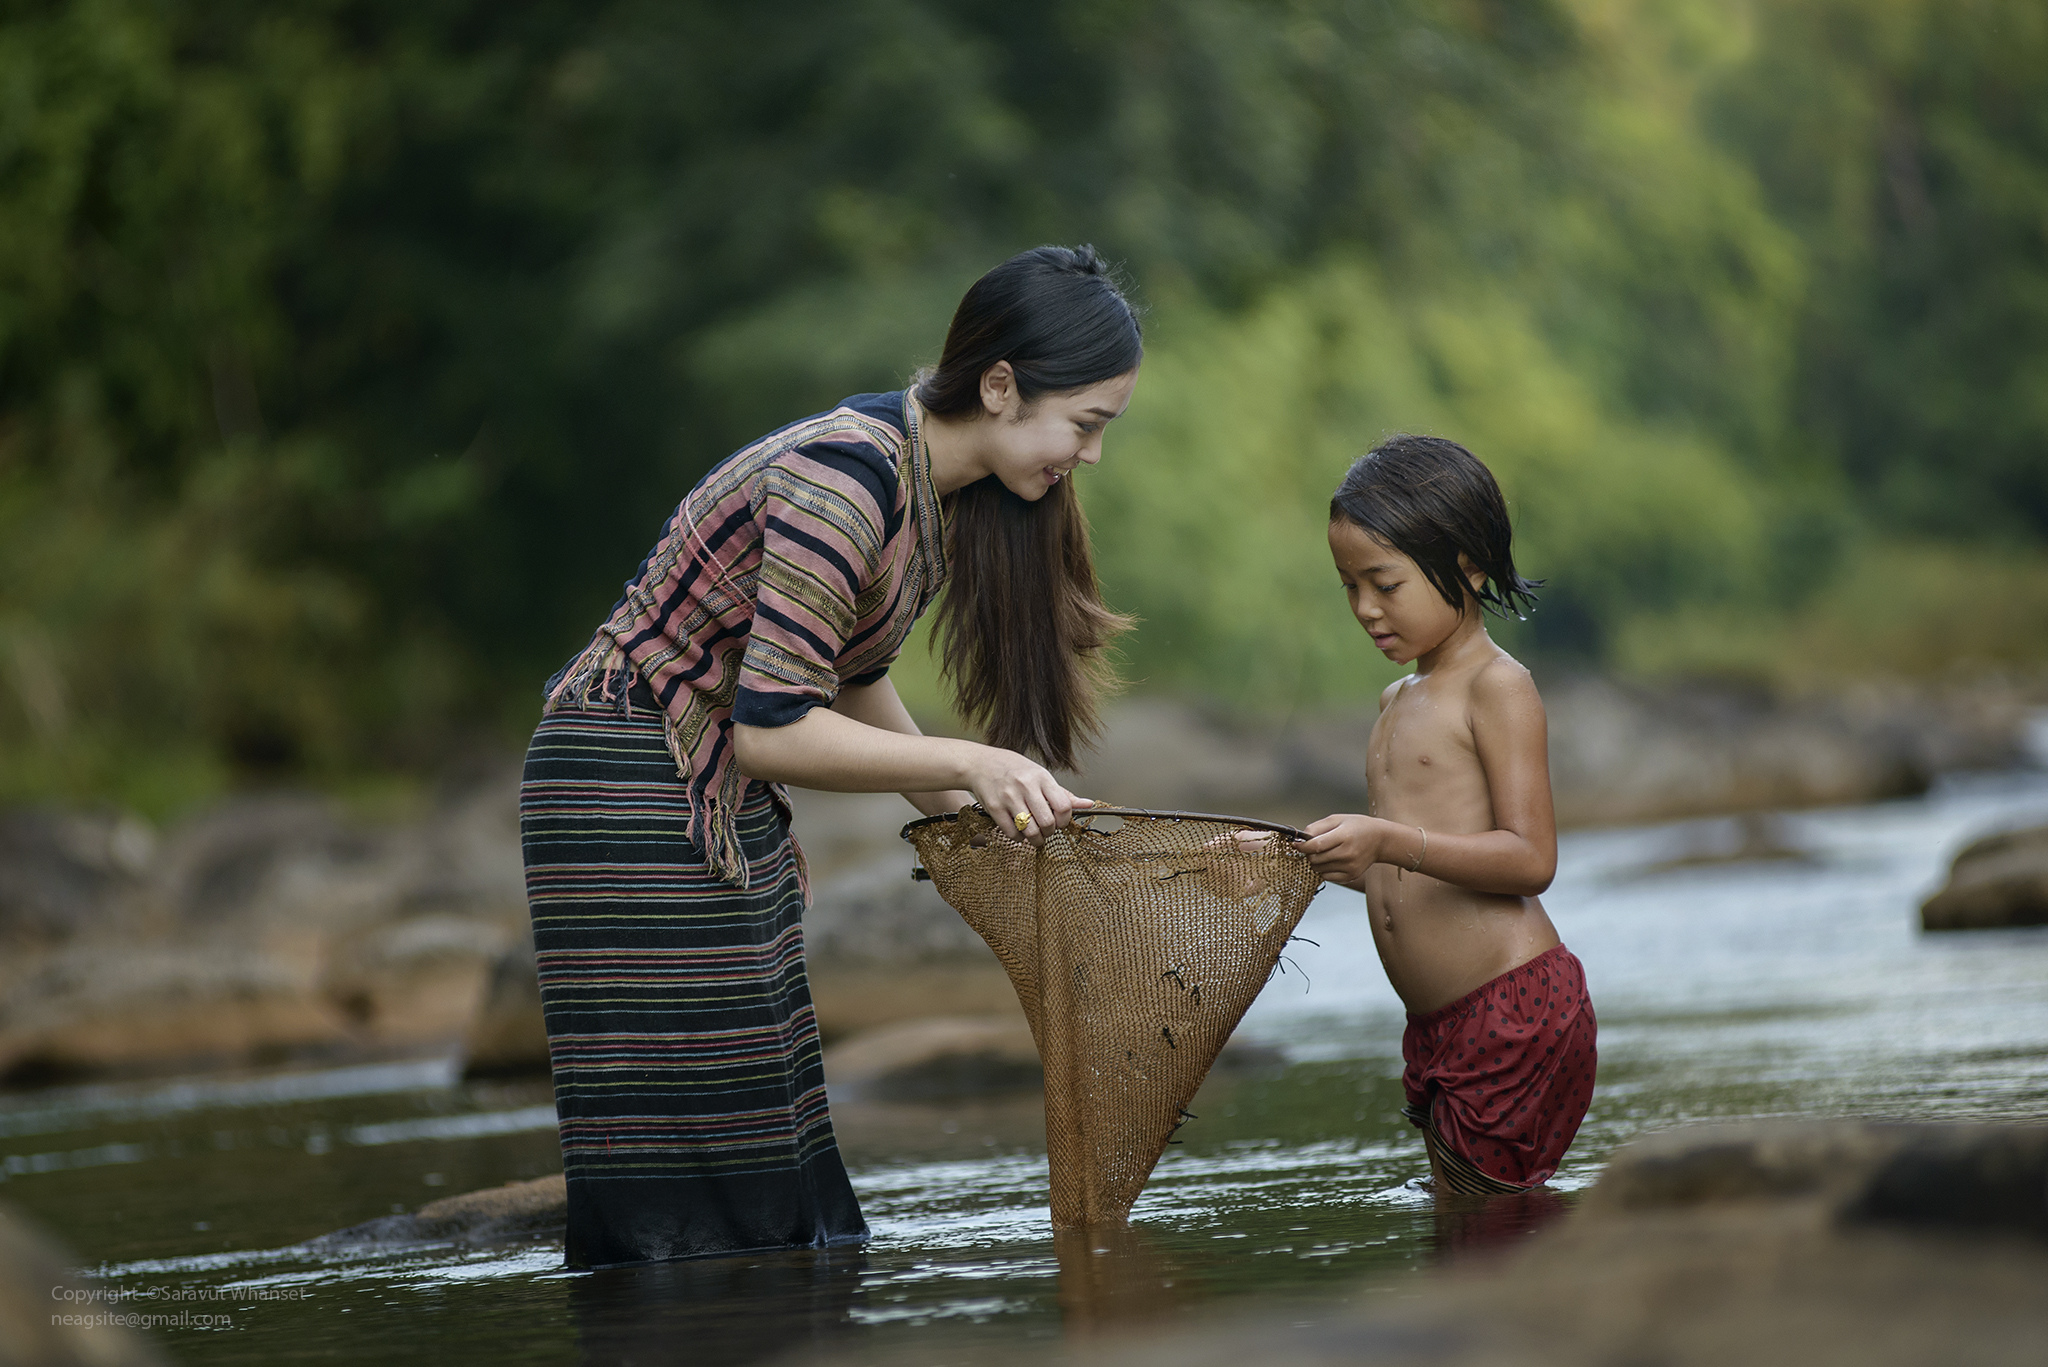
(545, 390, 949, 889)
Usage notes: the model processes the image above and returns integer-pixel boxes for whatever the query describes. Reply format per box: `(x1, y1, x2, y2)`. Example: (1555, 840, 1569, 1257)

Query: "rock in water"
(1921, 823, 2048, 930)
(777, 843, 1025, 1039)
(307, 1174, 567, 1250)
(801, 850, 990, 963)
(823, 1015, 1044, 1101)
(0, 1202, 165, 1367)
(1276, 677, 2033, 831)
(0, 810, 153, 949)
(821, 1012, 1282, 1103)
(1581, 1119, 2048, 1236)
(460, 930, 551, 1079)
(0, 777, 528, 1085)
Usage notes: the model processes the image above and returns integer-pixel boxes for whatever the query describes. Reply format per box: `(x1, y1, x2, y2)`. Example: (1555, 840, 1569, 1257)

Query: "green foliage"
(1610, 536, 2048, 686)
(0, 0, 2044, 804)
(1706, 0, 2048, 536)
(1086, 260, 1775, 705)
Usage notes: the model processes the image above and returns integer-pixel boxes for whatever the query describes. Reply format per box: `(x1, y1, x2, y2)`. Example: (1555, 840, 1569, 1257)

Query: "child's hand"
(1292, 814, 1393, 890)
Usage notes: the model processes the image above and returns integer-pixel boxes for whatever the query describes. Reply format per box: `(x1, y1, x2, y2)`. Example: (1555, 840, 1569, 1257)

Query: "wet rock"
(1921, 823, 2048, 931)
(802, 849, 988, 964)
(460, 930, 551, 1079)
(823, 1015, 1043, 1101)
(1209, 1037, 1287, 1073)
(0, 772, 528, 1085)
(808, 961, 1025, 1041)
(1610, 812, 1813, 881)
(802, 848, 1028, 1037)
(0, 810, 153, 948)
(1581, 1119, 2048, 1233)
(786, 788, 940, 882)
(319, 913, 512, 1044)
(150, 795, 376, 930)
(822, 1014, 1284, 1101)
(1069, 698, 1291, 815)
(1067, 678, 2034, 832)
(0, 1201, 165, 1367)
(1540, 676, 1933, 826)
(308, 1174, 566, 1250)
(0, 949, 349, 1086)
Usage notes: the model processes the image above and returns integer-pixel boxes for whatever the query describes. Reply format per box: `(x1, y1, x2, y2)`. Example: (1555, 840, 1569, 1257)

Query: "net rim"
(899, 805, 1308, 843)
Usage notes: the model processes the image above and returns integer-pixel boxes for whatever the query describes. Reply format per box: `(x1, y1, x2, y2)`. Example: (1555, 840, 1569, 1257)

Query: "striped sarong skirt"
(519, 692, 868, 1268)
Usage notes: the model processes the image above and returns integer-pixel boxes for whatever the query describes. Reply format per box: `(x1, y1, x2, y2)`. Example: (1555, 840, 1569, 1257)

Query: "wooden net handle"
(900, 805, 1308, 842)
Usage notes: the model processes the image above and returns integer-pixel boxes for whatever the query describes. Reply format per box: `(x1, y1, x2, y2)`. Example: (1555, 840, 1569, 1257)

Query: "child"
(1295, 434, 1596, 1195)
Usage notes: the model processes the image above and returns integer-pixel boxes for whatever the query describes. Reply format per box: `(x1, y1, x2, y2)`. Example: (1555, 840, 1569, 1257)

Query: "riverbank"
(0, 675, 2041, 1087)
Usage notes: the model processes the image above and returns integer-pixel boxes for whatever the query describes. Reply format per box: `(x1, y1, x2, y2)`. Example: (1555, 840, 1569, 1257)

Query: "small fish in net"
(901, 805, 1321, 1228)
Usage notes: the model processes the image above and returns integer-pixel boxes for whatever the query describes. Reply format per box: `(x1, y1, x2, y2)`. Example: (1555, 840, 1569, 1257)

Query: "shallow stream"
(8, 773, 2048, 1364)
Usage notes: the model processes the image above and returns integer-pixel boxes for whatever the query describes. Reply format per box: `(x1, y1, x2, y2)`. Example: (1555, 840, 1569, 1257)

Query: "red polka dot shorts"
(1401, 943, 1597, 1189)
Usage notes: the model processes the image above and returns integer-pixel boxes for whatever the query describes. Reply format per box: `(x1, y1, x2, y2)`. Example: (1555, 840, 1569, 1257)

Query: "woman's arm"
(732, 682, 1088, 841)
(823, 677, 974, 816)
(1295, 660, 1558, 895)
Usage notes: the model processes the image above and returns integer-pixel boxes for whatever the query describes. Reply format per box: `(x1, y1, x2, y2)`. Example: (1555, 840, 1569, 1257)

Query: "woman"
(521, 245, 1142, 1268)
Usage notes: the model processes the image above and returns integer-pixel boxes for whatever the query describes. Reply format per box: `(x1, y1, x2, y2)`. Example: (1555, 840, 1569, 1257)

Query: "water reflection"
(1052, 1225, 1182, 1338)
(1425, 1185, 1570, 1261)
(568, 1247, 866, 1367)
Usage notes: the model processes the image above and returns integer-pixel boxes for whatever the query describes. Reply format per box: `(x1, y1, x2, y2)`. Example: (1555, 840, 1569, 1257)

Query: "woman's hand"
(733, 688, 1089, 844)
(959, 745, 1091, 846)
(1293, 814, 1404, 890)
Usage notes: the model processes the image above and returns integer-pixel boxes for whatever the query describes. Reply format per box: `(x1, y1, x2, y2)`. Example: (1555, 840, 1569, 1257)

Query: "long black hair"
(1330, 434, 1542, 619)
(918, 245, 1142, 769)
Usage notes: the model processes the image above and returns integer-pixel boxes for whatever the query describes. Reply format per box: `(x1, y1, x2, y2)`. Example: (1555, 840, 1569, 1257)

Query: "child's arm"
(1296, 660, 1557, 896)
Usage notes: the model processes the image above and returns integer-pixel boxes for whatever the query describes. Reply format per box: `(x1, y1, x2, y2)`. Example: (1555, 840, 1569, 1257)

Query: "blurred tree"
(1708, 0, 2048, 538)
(0, 0, 2042, 807)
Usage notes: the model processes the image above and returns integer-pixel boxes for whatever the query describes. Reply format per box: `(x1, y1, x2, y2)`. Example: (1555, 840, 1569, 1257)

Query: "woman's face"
(977, 364, 1139, 501)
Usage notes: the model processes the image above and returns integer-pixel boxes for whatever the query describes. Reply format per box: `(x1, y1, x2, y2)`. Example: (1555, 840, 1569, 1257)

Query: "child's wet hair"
(1330, 435, 1541, 619)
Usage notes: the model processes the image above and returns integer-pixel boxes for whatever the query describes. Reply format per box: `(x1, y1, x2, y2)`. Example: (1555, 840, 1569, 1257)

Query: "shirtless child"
(1295, 435, 1596, 1194)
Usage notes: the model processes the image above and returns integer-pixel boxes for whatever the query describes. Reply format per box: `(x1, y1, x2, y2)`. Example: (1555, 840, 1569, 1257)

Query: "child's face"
(1327, 520, 1477, 665)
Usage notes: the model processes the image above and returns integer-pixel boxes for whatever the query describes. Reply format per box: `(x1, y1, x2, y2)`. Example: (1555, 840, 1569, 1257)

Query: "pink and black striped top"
(546, 390, 948, 889)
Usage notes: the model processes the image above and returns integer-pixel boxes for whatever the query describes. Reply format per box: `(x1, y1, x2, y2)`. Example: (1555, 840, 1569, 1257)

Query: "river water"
(8, 772, 2048, 1365)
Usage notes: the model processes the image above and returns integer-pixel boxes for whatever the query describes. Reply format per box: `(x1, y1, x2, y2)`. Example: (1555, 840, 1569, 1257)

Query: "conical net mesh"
(902, 806, 1321, 1227)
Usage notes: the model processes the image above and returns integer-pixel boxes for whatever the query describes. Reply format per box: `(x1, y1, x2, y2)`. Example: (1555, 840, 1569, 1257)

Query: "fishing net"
(901, 806, 1320, 1228)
